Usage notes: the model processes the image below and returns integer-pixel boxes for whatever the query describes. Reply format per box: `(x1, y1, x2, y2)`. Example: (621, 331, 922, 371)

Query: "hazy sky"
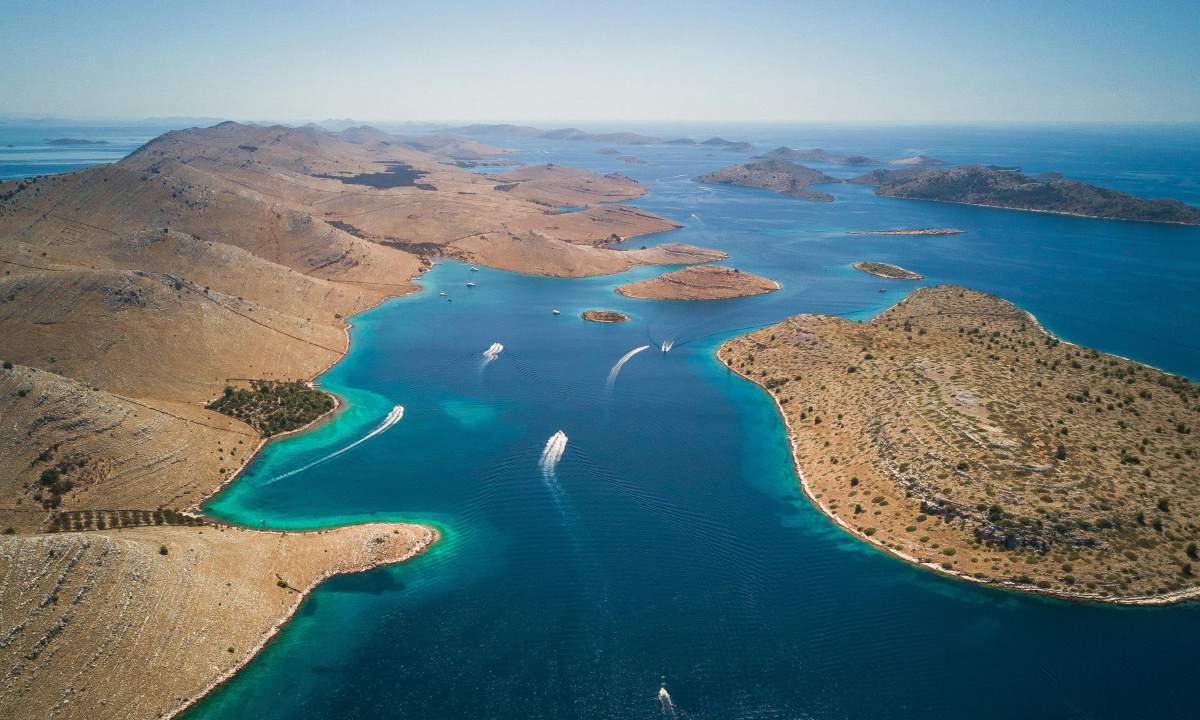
(4, 0, 1199, 124)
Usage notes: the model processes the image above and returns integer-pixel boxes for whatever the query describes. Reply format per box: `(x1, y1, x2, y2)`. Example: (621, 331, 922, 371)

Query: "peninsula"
(618, 265, 780, 300)
(0, 121, 717, 718)
(852, 261, 923, 279)
(696, 158, 839, 201)
(854, 165, 1200, 225)
(720, 286, 1200, 603)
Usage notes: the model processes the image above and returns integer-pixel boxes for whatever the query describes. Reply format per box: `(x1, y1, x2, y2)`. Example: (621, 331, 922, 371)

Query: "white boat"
(469, 266, 479, 272)
(466, 282, 476, 288)
(439, 291, 447, 297)
(551, 308, 560, 315)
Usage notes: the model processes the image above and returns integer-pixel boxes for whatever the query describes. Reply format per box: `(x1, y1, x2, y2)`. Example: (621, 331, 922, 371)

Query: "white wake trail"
(606, 345, 650, 389)
(267, 405, 404, 483)
(481, 341, 504, 368)
(539, 430, 569, 476)
(658, 686, 677, 718)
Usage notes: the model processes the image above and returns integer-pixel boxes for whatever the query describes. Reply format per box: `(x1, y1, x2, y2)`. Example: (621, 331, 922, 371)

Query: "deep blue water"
(12, 123, 1200, 718)
(0, 124, 171, 180)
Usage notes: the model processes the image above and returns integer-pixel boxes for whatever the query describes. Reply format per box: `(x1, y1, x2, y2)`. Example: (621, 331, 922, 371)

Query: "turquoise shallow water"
(42, 123, 1193, 719)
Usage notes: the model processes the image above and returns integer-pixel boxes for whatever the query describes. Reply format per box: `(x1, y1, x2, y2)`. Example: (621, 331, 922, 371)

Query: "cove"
(190, 126, 1200, 719)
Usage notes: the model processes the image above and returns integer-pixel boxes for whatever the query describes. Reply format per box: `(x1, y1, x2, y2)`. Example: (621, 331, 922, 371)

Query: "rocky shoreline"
(719, 286, 1200, 604)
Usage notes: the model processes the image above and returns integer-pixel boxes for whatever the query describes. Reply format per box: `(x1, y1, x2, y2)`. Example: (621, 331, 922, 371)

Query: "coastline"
(171, 274, 439, 717)
(718, 301, 1200, 607)
(167, 524, 440, 720)
(187, 278, 423, 517)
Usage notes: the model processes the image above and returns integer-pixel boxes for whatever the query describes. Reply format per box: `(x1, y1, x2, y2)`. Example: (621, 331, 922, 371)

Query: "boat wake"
(606, 344, 650, 389)
(658, 685, 677, 718)
(481, 341, 504, 368)
(539, 430, 568, 477)
(266, 405, 404, 483)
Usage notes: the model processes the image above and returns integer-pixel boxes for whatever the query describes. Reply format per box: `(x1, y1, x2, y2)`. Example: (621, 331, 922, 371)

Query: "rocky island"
(46, 137, 110, 145)
(760, 146, 881, 166)
(701, 137, 755, 153)
(453, 124, 662, 145)
(850, 227, 963, 236)
(852, 261, 923, 279)
(696, 158, 840, 201)
(854, 165, 1200, 225)
(617, 265, 780, 300)
(582, 309, 629, 323)
(719, 285, 1200, 603)
(889, 154, 945, 166)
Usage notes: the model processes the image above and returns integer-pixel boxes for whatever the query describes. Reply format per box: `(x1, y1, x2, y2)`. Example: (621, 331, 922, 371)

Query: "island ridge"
(719, 286, 1200, 603)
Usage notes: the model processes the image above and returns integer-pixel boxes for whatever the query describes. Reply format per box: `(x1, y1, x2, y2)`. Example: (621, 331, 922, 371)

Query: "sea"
(5, 121, 1200, 719)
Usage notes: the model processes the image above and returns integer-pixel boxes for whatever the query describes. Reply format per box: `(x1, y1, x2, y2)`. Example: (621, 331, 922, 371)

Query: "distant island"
(852, 261, 923, 280)
(701, 137, 754, 153)
(889, 154, 945, 166)
(850, 228, 963, 236)
(46, 137, 109, 145)
(452, 125, 762, 154)
(854, 165, 1200, 225)
(617, 265, 780, 300)
(581, 309, 629, 323)
(760, 146, 881, 166)
(696, 158, 839, 201)
(618, 155, 645, 165)
(452, 124, 661, 145)
(720, 285, 1200, 604)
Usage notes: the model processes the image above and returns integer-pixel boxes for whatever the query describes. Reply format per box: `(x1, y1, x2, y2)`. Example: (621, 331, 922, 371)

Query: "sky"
(3, 0, 1199, 124)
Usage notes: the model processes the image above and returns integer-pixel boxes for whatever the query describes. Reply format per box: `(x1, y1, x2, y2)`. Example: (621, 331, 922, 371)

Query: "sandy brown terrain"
(719, 286, 1200, 603)
(618, 265, 780, 300)
(0, 522, 435, 720)
(852, 262, 923, 280)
